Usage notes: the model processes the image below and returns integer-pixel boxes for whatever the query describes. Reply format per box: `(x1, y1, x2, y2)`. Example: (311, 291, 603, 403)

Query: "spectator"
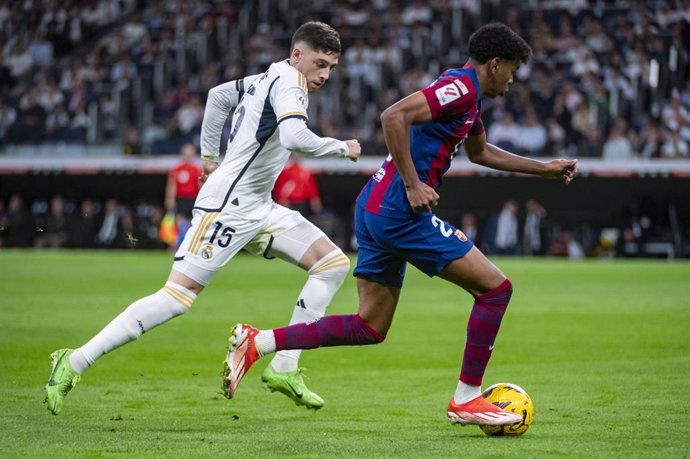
(638, 120, 664, 159)
(523, 199, 546, 256)
(570, 101, 599, 157)
(69, 199, 99, 248)
(516, 110, 548, 156)
(27, 31, 54, 67)
(488, 112, 520, 151)
(459, 212, 478, 243)
(34, 195, 70, 248)
(550, 230, 585, 259)
(96, 199, 120, 248)
(0, 101, 17, 144)
(165, 143, 201, 220)
(3, 194, 34, 247)
(545, 117, 567, 156)
(493, 200, 519, 256)
(172, 95, 204, 138)
(661, 129, 689, 159)
(661, 91, 690, 143)
(603, 118, 635, 160)
(274, 153, 323, 219)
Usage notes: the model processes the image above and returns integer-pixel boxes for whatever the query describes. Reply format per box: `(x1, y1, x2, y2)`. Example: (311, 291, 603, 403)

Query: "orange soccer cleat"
(447, 395, 523, 426)
(222, 323, 261, 399)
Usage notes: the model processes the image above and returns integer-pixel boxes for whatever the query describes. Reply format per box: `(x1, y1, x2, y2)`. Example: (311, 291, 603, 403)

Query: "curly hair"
(291, 21, 341, 55)
(468, 22, 532, 64)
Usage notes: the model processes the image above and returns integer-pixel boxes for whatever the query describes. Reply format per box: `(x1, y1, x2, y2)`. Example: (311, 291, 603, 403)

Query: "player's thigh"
(172, 209, 264, 287)
(353, 205, 408, 289)
(382, 212, 473, 283)
(356, 276, 401, 336)
(244, 203, 339, 270)
(438, 246, 506, 296)
(270, 222, 339, 270)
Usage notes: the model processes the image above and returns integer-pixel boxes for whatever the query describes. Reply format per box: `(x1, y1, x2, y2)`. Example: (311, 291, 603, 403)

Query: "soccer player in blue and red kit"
(223, 23, 578, 425)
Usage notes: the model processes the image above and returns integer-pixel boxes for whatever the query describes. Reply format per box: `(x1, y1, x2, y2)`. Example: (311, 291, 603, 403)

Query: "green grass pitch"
(1, 250, 689, 458)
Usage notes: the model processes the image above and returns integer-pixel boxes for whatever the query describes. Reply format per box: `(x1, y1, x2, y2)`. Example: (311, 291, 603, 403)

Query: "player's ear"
(291, 46, 303, 63)
(489, 57, 500, 75)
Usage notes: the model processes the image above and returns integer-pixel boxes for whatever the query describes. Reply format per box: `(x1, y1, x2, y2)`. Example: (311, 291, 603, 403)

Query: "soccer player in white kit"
(45, 21, 361, 414)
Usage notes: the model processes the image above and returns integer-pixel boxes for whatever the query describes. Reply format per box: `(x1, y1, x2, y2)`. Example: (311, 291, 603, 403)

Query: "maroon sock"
(460, 279, 513, 386)
(273, 314, 385, 351)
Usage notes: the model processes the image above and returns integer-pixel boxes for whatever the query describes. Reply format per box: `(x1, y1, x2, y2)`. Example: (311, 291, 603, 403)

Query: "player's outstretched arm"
(464, 133, 578, 184)
(278, 117, 360, 161)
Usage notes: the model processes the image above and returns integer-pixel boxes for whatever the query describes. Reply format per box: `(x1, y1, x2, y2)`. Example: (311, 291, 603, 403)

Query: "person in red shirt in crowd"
(162, 143, 201, 248)
(165, 143, 201, 220)
(273, 153, 323, 218)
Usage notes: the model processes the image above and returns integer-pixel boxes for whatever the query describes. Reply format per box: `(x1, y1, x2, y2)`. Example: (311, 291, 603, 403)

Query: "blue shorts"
(353, 204, 474, 288)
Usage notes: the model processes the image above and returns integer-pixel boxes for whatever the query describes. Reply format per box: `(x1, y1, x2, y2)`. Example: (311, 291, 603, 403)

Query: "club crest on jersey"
(201, 244, 214, 260)
(454, 229, 468, 242)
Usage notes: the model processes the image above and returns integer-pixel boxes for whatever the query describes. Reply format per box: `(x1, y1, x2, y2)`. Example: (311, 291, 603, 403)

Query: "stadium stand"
(1, 0, 689, 256)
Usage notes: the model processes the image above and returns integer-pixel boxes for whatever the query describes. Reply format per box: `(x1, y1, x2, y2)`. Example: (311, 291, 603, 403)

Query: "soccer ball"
(479, 383, 534, 437)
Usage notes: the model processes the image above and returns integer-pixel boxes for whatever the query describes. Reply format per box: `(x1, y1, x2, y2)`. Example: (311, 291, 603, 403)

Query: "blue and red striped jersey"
(358, 65, 484, 217)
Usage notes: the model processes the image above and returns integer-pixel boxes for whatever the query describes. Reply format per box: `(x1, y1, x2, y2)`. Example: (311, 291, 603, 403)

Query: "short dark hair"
(291, 21, 341, 55)
(468, 22, 532, 64)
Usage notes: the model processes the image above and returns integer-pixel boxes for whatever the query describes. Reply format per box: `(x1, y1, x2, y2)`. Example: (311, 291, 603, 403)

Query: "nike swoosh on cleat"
(48, 353, 66, 386)
(286, 380, 303, 398)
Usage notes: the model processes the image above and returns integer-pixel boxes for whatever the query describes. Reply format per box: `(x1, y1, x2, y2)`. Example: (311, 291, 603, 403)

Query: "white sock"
(270, 249, 349, 373)
(453, 380, 482, 404)
(255, 330, 276, 356)
(69, 281, 196, 374)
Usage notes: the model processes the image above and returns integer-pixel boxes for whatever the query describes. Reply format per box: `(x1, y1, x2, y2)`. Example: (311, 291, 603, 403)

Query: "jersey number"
(209, 222, 236, 248)
(228, 105, 246, 143)
(431, 216, 453, 237)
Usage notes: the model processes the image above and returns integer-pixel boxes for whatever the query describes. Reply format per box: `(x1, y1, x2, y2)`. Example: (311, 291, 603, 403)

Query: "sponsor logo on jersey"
(201, 244, 214, 260)
(435, 83, 460, 106)
(373, 167, 386, 182)
(454, 229, 468, 242)
(453, 79, 470, 96)
(295, 93, 306, 108)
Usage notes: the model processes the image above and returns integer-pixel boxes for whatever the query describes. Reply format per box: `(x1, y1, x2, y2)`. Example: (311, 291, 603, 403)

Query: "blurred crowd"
(5, 190, 672, 259)
(1, 0, 688, 158)
(0, 193, 168, 249)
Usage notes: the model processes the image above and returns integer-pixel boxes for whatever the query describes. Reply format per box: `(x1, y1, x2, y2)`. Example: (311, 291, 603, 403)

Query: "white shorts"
(172, 202, 321, 286)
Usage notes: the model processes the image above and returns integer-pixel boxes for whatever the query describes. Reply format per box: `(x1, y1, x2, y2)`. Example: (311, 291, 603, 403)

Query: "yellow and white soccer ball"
(479, 383, 534, 436)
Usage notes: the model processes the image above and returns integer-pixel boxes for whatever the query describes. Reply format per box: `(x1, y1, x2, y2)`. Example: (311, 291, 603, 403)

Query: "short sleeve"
(421, 75, 477, 120)
(273, 70, 309, 124)
(469, 113, 485, 136)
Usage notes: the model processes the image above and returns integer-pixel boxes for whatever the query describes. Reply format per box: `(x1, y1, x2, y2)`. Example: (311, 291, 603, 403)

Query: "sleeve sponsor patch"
(435, 84, 460, 106)
(295, 92, 306, 109)
(434, 79, 470, 106)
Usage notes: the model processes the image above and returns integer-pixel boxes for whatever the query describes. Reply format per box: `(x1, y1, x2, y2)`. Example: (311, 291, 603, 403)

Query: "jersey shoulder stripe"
(276, 60, 308, 92)
(272, 61, 309, 122)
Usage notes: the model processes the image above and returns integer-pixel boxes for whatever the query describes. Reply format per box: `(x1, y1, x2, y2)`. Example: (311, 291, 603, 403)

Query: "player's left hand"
(542, 159, 578, 184)
(200, 160, 219, 184)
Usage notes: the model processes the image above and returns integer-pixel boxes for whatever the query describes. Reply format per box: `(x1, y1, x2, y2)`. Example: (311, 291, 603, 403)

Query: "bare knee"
(167, 270, 205, 295)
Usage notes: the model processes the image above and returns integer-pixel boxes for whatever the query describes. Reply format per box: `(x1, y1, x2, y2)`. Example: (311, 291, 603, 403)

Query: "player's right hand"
(406, 181, 439, 214)
(345, 140, 361, 162)
(200, 160, 219, 184)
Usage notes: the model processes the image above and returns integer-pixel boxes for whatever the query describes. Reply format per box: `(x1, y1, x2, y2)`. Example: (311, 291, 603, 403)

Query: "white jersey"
(196, 60, 337, 214)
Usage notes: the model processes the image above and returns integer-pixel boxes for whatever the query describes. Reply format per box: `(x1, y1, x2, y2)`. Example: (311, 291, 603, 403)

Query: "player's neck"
(466, 58, 488, 96)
